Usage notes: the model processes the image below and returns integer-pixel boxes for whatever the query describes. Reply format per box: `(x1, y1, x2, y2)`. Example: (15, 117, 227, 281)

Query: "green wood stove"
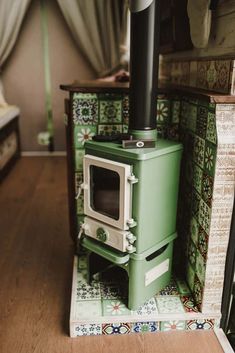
(78, 0, 183, 309)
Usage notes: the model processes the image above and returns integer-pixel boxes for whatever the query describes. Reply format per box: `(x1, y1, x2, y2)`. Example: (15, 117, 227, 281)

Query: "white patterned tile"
(73, 323, 102, 336)
(131, 298, 158, 316)
(155, 296, 185, 314)
(76, 281, 101, 301)
(74, 300, 102, 319)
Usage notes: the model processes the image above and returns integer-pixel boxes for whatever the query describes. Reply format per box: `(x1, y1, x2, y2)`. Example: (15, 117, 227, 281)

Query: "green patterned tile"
(188, 240, 197, 269)
(77, 215, 85, 228)
(201, 173, 213, 207)
(156, 125, 168, 139)
(77, 268, 88, 284)
(122, 95, 129, 125)
(186, 263, 195, 292)
(102, 299, 130, 316)
(98, 124, 123, 136)
(78, 255, 87, 270)
(185, 159, 194, 184)
(171, 100, 181, 123)
(204, 141, 217, 177)
(73, 95, 98, 125)
(123, 124, 128, 133)
(161, 320, 186, 331)
(191, 189, 201, 219)
(99, 100, 122, 123)
(74, 126, 96, 148)
(198, 199, 211, 234)
(198, 226, 209, 260)
(193, 165, 203, 195)
(175, 278, 191, 296)
(167, 124, 179, 141)
(194, 136, 205, 168)
(193, 275, 203, 309)
(75, 149, 85, 171)
(195, 250, 206, 285)
(190, 217, 199, 246)
(206, 111, 217, 144)
(73, 93, 98, 100)
(196, 106, 208, 139)
(156, 100, 170, 124)
(187, 104, 197, 132)
(180, 101, 188, 129)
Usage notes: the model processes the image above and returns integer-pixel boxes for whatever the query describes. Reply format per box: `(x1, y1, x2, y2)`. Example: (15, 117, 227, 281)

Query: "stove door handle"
(127, 174, 138, 184)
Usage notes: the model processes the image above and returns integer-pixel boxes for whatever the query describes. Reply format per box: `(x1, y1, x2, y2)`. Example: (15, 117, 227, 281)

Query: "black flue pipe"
(129, 0, 160, 136)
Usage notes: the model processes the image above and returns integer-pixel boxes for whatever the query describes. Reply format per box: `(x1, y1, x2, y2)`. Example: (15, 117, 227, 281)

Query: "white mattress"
(0, 106, 20, 130)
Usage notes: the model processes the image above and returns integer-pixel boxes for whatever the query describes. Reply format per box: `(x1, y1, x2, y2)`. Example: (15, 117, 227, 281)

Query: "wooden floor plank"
(0, 157, 225, 353)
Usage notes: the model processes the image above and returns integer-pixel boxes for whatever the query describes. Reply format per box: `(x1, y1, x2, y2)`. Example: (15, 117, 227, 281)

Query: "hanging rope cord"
(39, 0, 54, 151)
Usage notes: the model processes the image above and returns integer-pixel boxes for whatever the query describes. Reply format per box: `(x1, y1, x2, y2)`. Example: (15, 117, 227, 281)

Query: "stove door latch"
(127, 174, 138, 184)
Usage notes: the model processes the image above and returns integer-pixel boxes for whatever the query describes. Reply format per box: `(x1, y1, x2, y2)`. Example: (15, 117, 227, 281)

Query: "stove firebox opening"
(90, 165, 120, 221)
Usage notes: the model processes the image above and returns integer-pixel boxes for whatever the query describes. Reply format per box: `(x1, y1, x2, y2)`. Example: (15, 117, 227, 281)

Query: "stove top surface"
(85, 139, 183, 161)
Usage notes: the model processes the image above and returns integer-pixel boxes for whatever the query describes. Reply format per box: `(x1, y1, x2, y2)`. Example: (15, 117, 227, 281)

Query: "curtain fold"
(0, 0, 31, 106)
(57, 0, 128, 77)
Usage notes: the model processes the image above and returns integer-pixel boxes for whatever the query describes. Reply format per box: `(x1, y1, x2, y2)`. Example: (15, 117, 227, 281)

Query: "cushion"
(0, 106, 20, 130)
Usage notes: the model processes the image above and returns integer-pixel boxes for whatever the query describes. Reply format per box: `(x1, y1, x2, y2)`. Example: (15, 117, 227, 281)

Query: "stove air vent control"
(96, 227, 109, 243)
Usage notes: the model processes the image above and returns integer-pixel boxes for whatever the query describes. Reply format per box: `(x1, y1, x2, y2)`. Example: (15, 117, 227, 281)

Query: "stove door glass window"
(90, 166, 120, 220)
(84, 154, 132, 230)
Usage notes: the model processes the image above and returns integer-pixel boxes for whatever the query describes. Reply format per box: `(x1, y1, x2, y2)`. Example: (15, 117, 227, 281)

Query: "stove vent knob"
(127, 218, 137, 228)
(126, 233, 136, 244)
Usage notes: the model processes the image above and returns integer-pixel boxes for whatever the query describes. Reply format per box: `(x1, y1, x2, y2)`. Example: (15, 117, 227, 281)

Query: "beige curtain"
(57, 0, 128, 77)
(0, 0, 31, 105)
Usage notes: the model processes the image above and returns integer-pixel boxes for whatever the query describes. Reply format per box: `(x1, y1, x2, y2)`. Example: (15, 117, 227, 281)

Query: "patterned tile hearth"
(71, 89, 235, 336)
(70, 256, 221, 337)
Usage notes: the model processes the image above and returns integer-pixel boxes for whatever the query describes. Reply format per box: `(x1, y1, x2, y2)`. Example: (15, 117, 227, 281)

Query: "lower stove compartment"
(82, 232, 177, 310)
(70, 255, 221, 337)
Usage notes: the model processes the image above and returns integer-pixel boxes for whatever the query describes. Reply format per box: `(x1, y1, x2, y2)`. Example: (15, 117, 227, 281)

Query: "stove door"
(83, 154, 134, 230)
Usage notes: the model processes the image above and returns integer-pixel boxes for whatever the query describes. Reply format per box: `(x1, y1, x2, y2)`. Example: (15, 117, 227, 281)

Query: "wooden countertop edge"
(60, 81, 235, 104)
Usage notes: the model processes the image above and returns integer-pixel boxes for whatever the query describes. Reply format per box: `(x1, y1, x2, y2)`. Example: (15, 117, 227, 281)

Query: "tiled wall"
(72, 90, 235, 315)
(160, 58, 235, 95)
(175, 96, 217, 311)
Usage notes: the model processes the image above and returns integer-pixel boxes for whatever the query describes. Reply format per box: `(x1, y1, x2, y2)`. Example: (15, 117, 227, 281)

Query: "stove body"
(80, 139, 182, 309)
(77, 0, 183, 309)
